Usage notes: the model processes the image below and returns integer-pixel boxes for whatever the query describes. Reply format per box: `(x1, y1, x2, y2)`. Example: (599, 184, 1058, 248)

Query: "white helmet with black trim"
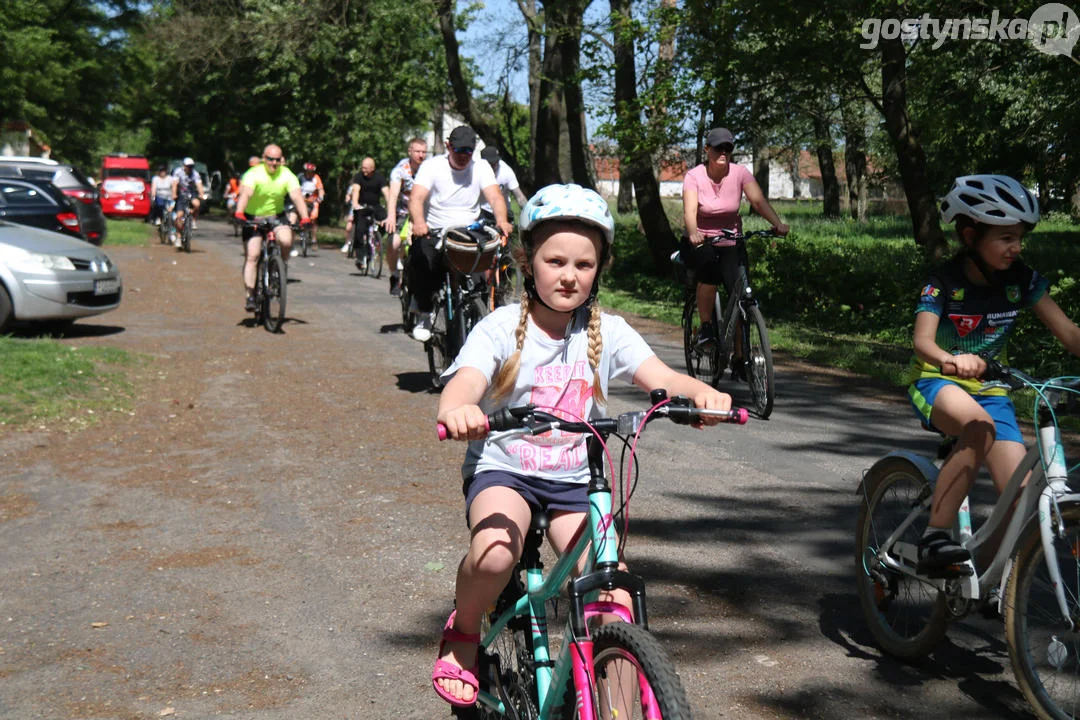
(519, 184, 614, 247)
(939, 174, 1040, 226)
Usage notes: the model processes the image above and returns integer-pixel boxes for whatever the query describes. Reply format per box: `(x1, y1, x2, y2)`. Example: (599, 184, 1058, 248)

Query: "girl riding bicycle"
(909, 174, 1080, 574)
(433, 184, 733, 707)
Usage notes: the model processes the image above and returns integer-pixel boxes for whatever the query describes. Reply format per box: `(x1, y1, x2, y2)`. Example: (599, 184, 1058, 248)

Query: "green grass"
(0, 337, 140, 430)
(105, 218, 154, 246)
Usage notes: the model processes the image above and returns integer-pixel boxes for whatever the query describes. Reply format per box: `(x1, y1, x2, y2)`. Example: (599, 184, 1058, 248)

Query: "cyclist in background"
(908, 175, 1080, 573)
(345, 157, 389, 273)
(172, 157, 206, 245)
(681, 127, 788, 374)
(382, 137, 428, 296)
(299, 162, 325, 250)
(149, 165, 176, 229)
(478, 145, 527, 223)
(233, 144, 312, 311)
(408, 126, 512, 342)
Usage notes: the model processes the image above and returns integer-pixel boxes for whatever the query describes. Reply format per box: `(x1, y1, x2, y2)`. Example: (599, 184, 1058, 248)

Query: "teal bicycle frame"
(474, 417, 655, 719)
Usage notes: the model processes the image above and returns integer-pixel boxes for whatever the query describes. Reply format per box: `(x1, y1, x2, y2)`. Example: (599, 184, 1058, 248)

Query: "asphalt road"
(0, 217, 1036, 719)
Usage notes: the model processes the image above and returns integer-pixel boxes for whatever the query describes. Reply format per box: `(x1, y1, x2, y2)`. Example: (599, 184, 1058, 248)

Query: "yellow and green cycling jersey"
(241, 164, 300, 217)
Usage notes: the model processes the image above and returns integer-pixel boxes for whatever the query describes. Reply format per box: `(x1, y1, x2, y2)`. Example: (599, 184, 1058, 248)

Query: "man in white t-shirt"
(408, 126, 513, 342)
(478, 145, 527, 222)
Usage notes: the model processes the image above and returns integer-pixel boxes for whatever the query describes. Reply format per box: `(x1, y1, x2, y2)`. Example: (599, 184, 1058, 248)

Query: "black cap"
(448, 126, 477, 150)
(705, 127, 734, 147)
(480, 146, 500, 162)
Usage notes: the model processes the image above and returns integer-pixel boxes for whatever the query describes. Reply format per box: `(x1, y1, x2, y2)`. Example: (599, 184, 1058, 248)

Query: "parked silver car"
(0, 220, 122, 332)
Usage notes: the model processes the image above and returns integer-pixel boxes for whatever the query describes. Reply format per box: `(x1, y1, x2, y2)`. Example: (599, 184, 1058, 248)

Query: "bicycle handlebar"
(704, 228, 777, 245)
(436, 392, 748, 441)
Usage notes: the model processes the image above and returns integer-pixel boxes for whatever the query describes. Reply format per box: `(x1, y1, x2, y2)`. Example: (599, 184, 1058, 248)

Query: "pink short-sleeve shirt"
(683, 163, 753, 245)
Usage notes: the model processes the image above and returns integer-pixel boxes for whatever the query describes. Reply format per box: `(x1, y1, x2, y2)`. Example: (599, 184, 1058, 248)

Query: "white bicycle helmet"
(939, 175, 1040, 226)
(519, 184, 614, 247)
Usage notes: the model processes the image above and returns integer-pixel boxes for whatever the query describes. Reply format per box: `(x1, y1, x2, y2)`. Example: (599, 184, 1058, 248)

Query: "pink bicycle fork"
(571, 601, 661, 720)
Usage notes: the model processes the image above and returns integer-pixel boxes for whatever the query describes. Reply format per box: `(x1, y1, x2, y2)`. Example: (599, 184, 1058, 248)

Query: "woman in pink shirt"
(681, 127, 789, 375)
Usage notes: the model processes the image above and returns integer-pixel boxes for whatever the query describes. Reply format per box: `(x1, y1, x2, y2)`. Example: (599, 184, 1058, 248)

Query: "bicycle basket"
(443, 227, 502, 275)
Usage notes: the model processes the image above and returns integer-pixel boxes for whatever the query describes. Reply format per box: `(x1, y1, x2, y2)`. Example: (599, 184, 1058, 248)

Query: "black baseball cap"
(705, 127, 735, 148)
(448, 126, 477, 150)
(480, 146, 500, 162)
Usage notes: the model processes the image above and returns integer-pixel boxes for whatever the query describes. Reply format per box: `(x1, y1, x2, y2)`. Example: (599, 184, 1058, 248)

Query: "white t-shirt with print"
(480, 162, 521, 213)
(443, 304, 655, 484)
(413, 155, 497, 229)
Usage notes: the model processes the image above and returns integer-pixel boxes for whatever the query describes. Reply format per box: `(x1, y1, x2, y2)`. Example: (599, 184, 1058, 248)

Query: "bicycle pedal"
(921, 562, 974, 579)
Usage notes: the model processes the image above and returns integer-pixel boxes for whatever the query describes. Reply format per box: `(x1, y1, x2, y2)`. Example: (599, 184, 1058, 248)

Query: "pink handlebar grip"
(732, 407, 749, 425)
(437, 423, 449, 441)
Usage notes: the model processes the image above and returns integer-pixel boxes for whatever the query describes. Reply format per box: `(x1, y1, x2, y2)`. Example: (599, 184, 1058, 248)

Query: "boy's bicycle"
(854, 361, 1080, 720)
(676, 229, 776, 419)
(241, 218, 288, 333)
(425, 224, 502, 388)
(438, 390, 749, 720)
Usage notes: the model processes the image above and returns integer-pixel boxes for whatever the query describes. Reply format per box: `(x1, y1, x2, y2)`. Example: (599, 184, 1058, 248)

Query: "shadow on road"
(397, 371, 438, 394)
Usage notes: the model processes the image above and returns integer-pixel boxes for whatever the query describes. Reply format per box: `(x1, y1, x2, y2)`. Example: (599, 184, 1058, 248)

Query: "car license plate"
(116, 200, 132, 210)
(94, 279, 120, 296)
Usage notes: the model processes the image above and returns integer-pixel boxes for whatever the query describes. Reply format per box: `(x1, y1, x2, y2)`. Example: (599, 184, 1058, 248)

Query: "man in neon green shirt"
(234, 144, 311, 311)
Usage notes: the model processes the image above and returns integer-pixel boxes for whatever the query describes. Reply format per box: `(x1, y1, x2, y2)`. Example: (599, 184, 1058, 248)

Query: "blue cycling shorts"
(463, 470, 588, 525)
(909, 377, 1023, 444)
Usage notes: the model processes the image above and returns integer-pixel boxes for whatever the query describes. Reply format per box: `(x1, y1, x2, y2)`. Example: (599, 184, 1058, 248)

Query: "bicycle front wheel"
(743, 304, 775, 418)
(372, 235, 384, 279)
(1006, 502, 1080, 720)
(682, 295, 722, 387)
(300, 228, 309, 257)
(564, 622, 692, 720)
(181, 218, 191, 252)
(854, 458, 947, 660)
(263, 254, 287, 333)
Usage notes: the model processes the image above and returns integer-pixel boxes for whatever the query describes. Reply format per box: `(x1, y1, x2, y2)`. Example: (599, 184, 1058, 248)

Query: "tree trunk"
(842, 100, 868, 222)
(1068, 177, 1080, 222)
(533, 4, 565, 187)
(561, 0, 594, 190)
(617, 167, 633, 212)
(812, 112, 841, 218)
(880, 37, 946, 257)
(516, 0, 541, 188)
(611, 0, 676, 270)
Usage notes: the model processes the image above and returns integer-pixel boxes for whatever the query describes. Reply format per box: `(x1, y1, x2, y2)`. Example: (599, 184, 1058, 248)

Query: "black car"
(0, 177, 86, 240)
(0, 158, 107, 245)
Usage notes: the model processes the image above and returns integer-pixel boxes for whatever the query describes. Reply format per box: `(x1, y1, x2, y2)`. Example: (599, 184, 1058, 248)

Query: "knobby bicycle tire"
(371, 234, 383, 279)
(682, 295, 722, 387)
(561, 622, 693, 720)
(743, 304, 775, 418)
(253, 257, 266, 325)
(427, 298, 452, 388)
(1005, 501, 1080, 720)
(263, 254, 287, 333)
(300, 228, 309, 257)
(854, 458, 947, 660)
(181, 217, 192, 253)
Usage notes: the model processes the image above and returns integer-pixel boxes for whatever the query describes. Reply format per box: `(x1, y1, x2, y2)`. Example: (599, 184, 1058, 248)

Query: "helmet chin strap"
(963, 244, 1001, 287)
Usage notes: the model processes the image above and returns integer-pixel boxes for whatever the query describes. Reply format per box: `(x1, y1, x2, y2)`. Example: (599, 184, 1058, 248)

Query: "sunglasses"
(450, 146, 474, 155)
(710, 144, 734, 155)
(264, 155, 284, 163)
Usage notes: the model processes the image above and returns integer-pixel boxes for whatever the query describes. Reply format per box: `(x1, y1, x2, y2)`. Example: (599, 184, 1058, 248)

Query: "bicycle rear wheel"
(471, 576, 538, 719)
(743, 304, 775, 418)
(263, 254, 287, 333)
(682, 295, 722, 387)
(564, 622, 692, 720)
(854, 458, 947, 659)
(1005, 502, 1080, 720)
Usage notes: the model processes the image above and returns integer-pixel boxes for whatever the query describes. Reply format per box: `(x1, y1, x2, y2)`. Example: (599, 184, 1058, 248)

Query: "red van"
(100, 154, 151, 218)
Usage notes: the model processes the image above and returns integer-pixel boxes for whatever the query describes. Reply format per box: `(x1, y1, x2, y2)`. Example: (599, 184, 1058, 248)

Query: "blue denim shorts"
(909, 377, 1023, 444)
(463, 470, 589, 522)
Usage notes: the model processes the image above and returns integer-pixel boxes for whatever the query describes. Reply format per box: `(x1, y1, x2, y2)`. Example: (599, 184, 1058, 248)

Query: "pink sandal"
(432, 610, 481, 707)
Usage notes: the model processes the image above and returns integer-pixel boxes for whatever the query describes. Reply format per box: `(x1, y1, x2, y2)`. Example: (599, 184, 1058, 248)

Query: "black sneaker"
(389, 275, 400, 296)
(696, 321, 716, 348)
(245, 295, 257, 312)
(916, 530, 971, 576)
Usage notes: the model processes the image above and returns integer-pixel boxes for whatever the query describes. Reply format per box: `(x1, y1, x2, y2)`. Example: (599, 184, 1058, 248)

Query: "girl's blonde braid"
(490, 292, 531, 401)
(587, 301, 606, 405)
